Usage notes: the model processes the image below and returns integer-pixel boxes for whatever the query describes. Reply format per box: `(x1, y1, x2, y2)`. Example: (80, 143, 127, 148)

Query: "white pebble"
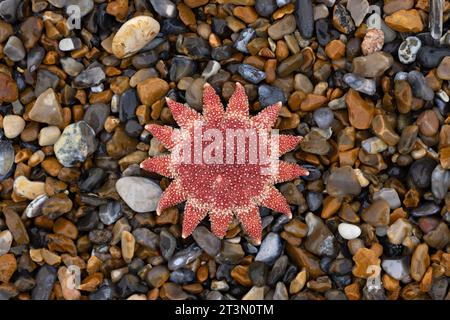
(3, 115, 25, 139)
(39, 126, 61, 146)
(338, 223, 361, 240)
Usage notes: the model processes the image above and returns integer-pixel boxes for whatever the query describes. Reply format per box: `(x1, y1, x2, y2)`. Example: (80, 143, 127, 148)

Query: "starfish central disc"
(140, 83, 309, 244)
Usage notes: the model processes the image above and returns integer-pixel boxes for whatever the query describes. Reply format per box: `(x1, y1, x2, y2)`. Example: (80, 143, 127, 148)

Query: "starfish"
(140, 83, 308, 244)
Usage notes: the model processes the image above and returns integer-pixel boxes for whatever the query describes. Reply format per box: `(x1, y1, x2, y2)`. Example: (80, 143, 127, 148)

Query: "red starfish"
(140, 83, 308, 244)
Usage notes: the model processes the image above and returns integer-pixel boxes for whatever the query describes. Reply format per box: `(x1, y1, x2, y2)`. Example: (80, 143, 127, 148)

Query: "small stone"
(238, 64, 266, 84)
(346, 0, 369, 27)
(361, 200, 390, 227)
(325, 39, 345, 60)
(168, 244, 202, 270)
(54, 121, 97, 167)
(160, 229, 176, 261)
(398, 36, 421, 64)
(371, 114, 400, 146)
(326, 166, 361, 197)
(300, 129, 330, 155)
(59, 37, 82, 51)
(13, 176, 46, 200)
(381, 257, 410, 281)
(373, 188, 401, 209)
(385, 9, 424, 33)
(0, 254, 16, 283)
(192, 226, 221, 257)
(112, 16, 160, 58)
(3, 115, 25, 139)
(423, 223, 450, 250)
(338, 223, 361, 240)
(417, 110, 439, 137)
(121, 231, 135, 263)
(361, 137, 388, 154)
(410, 243, 430, 282)
(343, 73, 376, 95)
(0, 73, 18, 103)
(268, 14, 296, 40)
(387, 218, 412, 245)
(99, 201, 122, 225)
(258, 84, 286, 107)
(294, 73, 313, 93)
(73, 67, 106, 88)
(116, 176, 162, 213)
(149, 0, 176, 18)
(0, 230, 13, 256)
(31, 266, 57, 300)
(436, 56, 450, 80)
(383, 0, 414, 15)
(332, 3, 355, 34)
(38, 126, 61, 146)
(313, 107, 334, 129)
(146, 265, 170, 288)
(352, 248, 380, 279)
(361, 28, 384, 56)
(304, 212, 338, 257)
(82, 105, 109, 135)
(58, 267, 81, 300)
(431, 165, 450, 200)
(53, 218, 77, 239)
(294, 0, 314, 38)
(137, 78, 169, 106)
(277, 53, 304, 77)
(255, 233, 282, 265)
(234, 28, 255, 53)
(4, 36, 25, 61)
(345, 89, 374, 129)
(242, 286, 265, 300)
(29, 88, 64, 126)
(352, 51, 394, 78)
(409, 157, 437, 189)
(60, 57, 84, 77)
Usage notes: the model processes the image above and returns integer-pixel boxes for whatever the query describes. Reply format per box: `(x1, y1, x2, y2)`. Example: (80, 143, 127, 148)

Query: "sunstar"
(140, 83, 308, 244)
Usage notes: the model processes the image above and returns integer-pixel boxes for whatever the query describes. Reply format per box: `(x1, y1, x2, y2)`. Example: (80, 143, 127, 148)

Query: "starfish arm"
(166, 98, 202, 129)
(145, 124, 175, 150)
(251, 102, 282, 130)
(235, 206, 262, 245)
(181, 200, 208, 239)
(274, 161, 309, 184)
(209, 210, 233, 239)
(277, 135, 303, 156)
(226, 82, 249, 117)
(203, 83, 224, 123)
(259, 186, 292, 218)
(140, 155, 174, 178)
(157, 180, 186, 215)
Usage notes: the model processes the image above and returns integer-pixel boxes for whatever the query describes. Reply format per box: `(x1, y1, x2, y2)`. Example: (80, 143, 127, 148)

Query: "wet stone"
(343, 73, 376, 95)
(398, 36, 421, 64)
(268, 14, 296, 41)
(192, 226, 221, 257)
(258, 85, 286, 107)
(332, 4, 355, 35)
(31, 265, 57, 300)
(0, 141, 14, 181)
(237, 64, 266, 84)
(417, 46, 450, 69)
(54, 121, 97, 167)
(255, 233, 282, 265)
(326, 166, 361, 197)
(83, 104, 110, 134)
(149, 0, 176, 18)
(168, 244, 202, 271)
(407, 71, 434, 101)
(255, 0, 276, 17)
(410, 202, 440, 217)
(116, 176, 162, 213)
(3, 36, 25, 62)
(99, 201, 122, 225)
(352, 52, 394, 78)
(234, 28, 255, 53)
(409, 157, 437, 189)
(74, 67, 106, 88)
(304, 212, 338, 257)
(160, 229, 176, 261)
